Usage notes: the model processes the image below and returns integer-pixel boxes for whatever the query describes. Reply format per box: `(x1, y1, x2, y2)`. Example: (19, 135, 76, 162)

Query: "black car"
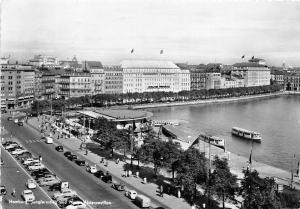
(64, 151, 72, 157)
(112, 182, 125, 191)
(7, 117, 12, 121)
(66, 196, 83, 205)
(75, 159, 85, 166)
(31, 168, 51, 177)
(17, 152, 32, 160)
(2, 141, 14, 146)
(55, 146, 64, 152)
(67, 154, 77, 161)
(7, 146, 22, 152)
(0, 186, 7, 195)
(94, 170, 105, 178)
(18, 121, 24, 126)
(102, 173, 112, 183)
(48, 182, 62, 192)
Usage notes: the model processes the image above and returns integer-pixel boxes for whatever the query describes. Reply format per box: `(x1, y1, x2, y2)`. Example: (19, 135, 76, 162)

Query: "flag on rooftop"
(160, 49, 164, 54)
(241, 55, 245, 59)
(131, 49, 134, 54)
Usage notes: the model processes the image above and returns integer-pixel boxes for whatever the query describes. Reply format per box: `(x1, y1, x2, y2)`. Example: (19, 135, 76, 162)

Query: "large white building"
(121, 60, 190, 93)
(29, 55, 59, 67)
(232, 58, 271, 87)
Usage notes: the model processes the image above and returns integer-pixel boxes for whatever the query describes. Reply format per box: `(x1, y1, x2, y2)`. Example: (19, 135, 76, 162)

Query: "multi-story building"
(190, 68, 207, 90)
(59, 72, 91, 99)
(220, 77, 244, 89)
(232, 58, 271, 87)
(1, 64, 35, 110)
(83, 61, 105, 95)
(271, 70, 285, 86)
(284, 73, 300, 91)
(121, 60, 190, 93)
(29, 55, 59, 67)
(205, 72, 222, 89)
(104, 65, 123, 94)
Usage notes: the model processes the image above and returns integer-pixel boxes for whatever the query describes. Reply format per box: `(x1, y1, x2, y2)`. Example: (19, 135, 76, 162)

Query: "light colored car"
(125, 190, 137, 200)
(37, 174, 56, 182)
(11, 148, 26, 155)
(28, 163, 45, 171)
(4, 143, 19, 150)
(26, 179, 37, 189)
(57, 194, 76, 207)
(38, 178, 60, 187)
(86, 165, 97, 174)
(23, 158, 39, 165)
(52, 189, 77, 200)
(66, 201, 87, 209)
(22, 189, 35, 203)
(14, 118, 19, 123)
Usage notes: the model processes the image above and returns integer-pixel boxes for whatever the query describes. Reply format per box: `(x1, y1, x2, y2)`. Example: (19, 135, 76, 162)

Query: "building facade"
(284, 73, 300, 91)
(190, 68, 207, 90)
(121, 60, 189, 93)
(220, 77, 244, 89)
(104, 65, 123, 94)
(1, 64, 35, 110)
(59, 72, 91, 98)
(232, 58, 271, 87)
(205, 73, 222, 89)
(83, 61, 105, 95)
(29, 55, 59, 67)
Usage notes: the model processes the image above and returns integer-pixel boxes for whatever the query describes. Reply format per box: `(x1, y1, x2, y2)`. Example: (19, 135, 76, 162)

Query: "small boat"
(198, 134, 225, 149)
(231, 127, 262, 142)
(151, 120, 179, 127)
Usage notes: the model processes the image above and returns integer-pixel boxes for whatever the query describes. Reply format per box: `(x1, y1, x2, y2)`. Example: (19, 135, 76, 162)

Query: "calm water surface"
(147, 95, 300, 171)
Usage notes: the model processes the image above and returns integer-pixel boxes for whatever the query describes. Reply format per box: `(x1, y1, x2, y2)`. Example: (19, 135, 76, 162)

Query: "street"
(1, 116, 140, 209)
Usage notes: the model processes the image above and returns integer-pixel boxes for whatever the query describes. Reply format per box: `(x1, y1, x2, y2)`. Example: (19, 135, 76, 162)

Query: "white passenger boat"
(198, 134, 225, 149)
(231, 127, 262, 142)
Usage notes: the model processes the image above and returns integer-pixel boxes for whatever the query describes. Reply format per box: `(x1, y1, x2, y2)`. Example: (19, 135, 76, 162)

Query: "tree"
(210, 156, 238, 209)
(240, 169, 282, 209)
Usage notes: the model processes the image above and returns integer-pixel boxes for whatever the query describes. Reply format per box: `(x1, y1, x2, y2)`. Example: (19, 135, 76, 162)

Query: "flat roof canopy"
(77, 108, 153, 122)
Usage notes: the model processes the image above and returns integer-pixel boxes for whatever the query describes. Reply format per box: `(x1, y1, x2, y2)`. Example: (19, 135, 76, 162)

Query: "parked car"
(134, 195, 151, 208)
(52, 189, 77, 200)
(57, 194, 77, 208)
(45, 137, 53, 144)
(11, 148, 26, 155)
(28, 163, 45, 171)
(111, 182, 125, 191)
(66, 196, 83, 206)
(22, 189, 35, 203)
(86, 165, 97, 173)
(14, 118, 19, 124)
(7, 117, 13, 121)
(2, 141, 14, 146)
(94, 170, 105, 178)
(68, 154, 77, 161)
(55, 146, 64, 152)
(4, 143, 19, 150)
(0, 186, 7, 195)
(38, 178, 60, 187)
(18, 121, 24, 126)
(37, 174, 56, 182)
(17, 152, 32, 160)
(66, 201, 87, 209)
(48, 182, 62, 191)
(31, 168, 50, 176)
(102, 173, 112, 183)
(26, 179, 37, 189)
(75, 159, 85, 166)
(64, 151, 72, 158)
(125, 190, 137, 200)
(23, 158, 39, 165)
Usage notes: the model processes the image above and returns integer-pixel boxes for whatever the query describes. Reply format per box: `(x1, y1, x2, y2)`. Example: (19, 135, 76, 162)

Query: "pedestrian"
(160, 185, 163, 197)
(116, 158, 119, 164)
(39, 155, 42, 162)
(11, 188, 16, 197)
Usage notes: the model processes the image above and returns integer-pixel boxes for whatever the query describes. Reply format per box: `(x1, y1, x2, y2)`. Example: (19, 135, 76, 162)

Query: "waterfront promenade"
(132, 91, 298, 109)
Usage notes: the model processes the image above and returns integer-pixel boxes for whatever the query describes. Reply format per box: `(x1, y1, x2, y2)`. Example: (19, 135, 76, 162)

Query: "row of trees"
(31, 84, 283, 114)
(90, 117, 299, 208)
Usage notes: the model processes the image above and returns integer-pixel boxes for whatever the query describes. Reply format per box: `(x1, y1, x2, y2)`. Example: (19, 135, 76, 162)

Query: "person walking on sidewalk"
(11, 188, 16, 197)
(160, 185, 164, 197)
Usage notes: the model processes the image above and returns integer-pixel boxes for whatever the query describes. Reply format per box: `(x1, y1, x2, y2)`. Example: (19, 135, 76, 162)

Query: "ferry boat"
(151, 120, 179, 127)
(198, 134, 225, 149)
(231, 127, 262, 142)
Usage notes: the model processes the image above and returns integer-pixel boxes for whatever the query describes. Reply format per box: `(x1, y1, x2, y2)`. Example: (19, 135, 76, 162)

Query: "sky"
(1, 0, 300, 66)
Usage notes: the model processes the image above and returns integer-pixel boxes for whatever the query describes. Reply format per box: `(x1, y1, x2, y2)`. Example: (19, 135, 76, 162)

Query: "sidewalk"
(26, 117, 197, 209)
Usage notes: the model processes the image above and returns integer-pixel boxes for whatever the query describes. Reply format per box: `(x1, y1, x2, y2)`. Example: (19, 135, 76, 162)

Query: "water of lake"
(147, 95, 300, 171)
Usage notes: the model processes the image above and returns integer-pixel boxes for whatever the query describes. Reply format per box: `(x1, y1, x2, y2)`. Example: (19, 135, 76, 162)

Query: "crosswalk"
(25, 139, 45, 144)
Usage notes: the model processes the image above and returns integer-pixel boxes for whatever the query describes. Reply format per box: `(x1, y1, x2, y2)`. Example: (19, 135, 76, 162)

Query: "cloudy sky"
(1, 0, 300, 66)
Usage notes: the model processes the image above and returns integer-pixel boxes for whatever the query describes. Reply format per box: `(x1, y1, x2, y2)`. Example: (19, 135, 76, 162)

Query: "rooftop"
(83, 61, 103, 69)
(233, 62, 268, 68)
(77, 108, 153, 122)
(121, 60, 179, 69)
